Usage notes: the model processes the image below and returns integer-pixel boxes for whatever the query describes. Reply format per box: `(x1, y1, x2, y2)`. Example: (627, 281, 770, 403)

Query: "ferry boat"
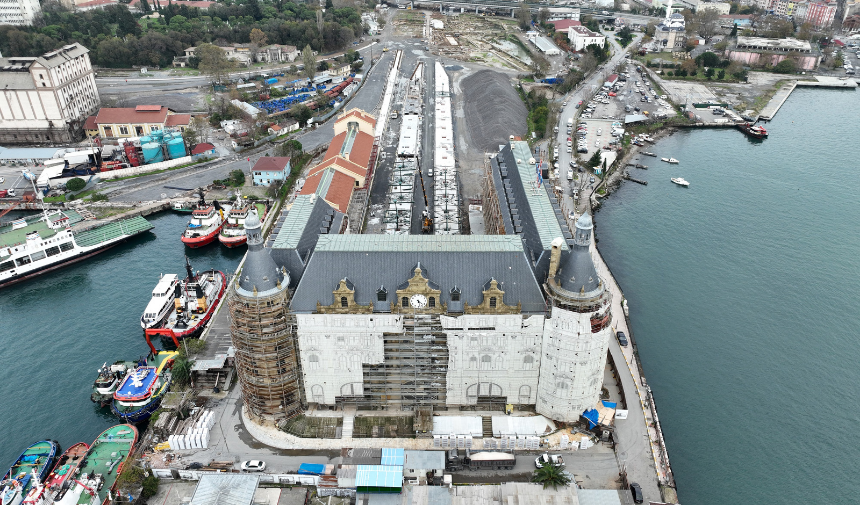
(738, 122, 768, 139)
(22, 443, 88, 505)
(140, 273, 180, 329)
(671, 177, 690, 187)
(0, 210, 153, 289)
(180, 203, 228, 248)
(0, 440, 59, 505)
(144, 258, 226, 349)
(52, 425, 137, 505)
(218, 203, 266, 248)
(91, 349, 176, 407)
(111, 350, 178, 423)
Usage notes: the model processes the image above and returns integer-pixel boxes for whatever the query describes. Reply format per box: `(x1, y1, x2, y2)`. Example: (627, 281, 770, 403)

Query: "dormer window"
(450, 286, 461, 302)
(376, 286, 387, 302)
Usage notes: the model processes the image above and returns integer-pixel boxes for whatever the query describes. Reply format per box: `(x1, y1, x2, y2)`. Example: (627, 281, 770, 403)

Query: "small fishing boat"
(53, 425, 137, 505)
(111, 350, 178, 423)
(0, 440, 59, 505)
(738, 122, 768, 139)
(171, 201, 196, 213)
(671, 177, 690, 187)
(661, 157, 679, 164)
(22, 443, 88, 505)
(91, 349, 176, 407)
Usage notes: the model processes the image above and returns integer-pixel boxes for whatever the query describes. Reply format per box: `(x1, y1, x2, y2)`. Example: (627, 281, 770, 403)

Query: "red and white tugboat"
(738, 122, 768, 139)
(144, 258, 226, 350)
(181, 201, 228, 248)
(219, 199, 268, 248)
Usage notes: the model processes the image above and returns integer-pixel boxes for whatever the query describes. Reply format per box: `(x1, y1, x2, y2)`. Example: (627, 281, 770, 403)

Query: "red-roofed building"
(299, 108, 378, 213)
(84, 116, 98, 137)
(191, 143, 216, 156)
(127, 0, 214, 10)
(252, 157, 292, 186)
(549, 19, 582, 31)
(94, 105, 191, 139)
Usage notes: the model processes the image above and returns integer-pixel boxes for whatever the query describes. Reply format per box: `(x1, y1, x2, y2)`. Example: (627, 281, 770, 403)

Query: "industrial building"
(725, 36, 821, 70)
(92, 105, 191, 139)
(233, 140, 613, 427)
(0, 0, 41, 25)
(0, 43, 99, 144)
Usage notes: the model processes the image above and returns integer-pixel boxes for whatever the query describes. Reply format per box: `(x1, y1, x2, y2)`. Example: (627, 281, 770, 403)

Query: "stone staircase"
(342, 405, 357, 439)
(482, 416, 493, 438)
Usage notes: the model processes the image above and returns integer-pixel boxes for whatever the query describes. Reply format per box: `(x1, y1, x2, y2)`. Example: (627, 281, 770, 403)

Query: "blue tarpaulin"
(298, 463, 326, 475)
(582, 409, 599, 429)
(601, 401, 617, 409)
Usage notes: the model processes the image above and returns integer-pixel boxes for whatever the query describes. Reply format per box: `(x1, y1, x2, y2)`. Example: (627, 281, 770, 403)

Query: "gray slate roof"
(290, 235, 546, 314)
(558, 213, 600, 294)
(269, 194, 343, 288)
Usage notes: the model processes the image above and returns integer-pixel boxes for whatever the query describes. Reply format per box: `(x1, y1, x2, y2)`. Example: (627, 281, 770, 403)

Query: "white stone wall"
(442, 314, 544, 406)
(296, 313, 402, 405)
(536, 305, 612, 423)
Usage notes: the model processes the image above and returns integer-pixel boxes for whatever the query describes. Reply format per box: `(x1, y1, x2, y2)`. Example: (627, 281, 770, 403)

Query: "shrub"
(717, 69, 725, 79)
(65, 177, 86, 192)
(141, 475, 159, 499)
(667, 71, 674, 76)
(90, 192, 108, 202)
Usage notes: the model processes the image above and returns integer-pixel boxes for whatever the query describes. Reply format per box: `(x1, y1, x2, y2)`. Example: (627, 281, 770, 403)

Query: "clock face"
(410, 294, 428, 308)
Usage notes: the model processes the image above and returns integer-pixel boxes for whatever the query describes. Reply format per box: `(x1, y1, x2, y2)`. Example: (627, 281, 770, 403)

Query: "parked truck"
(462, 451, 516, 471)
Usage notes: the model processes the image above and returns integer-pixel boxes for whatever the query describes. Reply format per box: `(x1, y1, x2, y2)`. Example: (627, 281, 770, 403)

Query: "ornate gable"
(392, 264, 445, 314)
(317, 278, 373, 314)
(464, 278, 520, 314)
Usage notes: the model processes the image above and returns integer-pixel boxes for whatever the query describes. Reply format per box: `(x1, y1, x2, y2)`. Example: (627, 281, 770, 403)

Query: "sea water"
(595, 87, 860, 504)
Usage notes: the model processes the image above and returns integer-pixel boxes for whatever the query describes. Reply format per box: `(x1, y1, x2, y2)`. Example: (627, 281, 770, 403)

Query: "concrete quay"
(759, 81, 797, 121)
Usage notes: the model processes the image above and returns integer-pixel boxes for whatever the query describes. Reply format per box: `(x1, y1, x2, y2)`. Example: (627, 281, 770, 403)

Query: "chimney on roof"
(548, 237, 564, 281)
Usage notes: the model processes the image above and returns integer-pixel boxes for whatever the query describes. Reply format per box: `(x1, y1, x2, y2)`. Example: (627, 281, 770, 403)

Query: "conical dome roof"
(237, 209, 288, 294)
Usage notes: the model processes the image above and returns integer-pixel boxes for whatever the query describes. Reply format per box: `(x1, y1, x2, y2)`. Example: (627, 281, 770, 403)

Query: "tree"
(351, 60, 363, 71)
(275, 139, 303, 158)
(538, 7, 550, 25)
(588, 150, 602, 168)
(291, 104, 313, 127)
(717, 69, 725, 79)
(695, 8, 721, 40)
(532, 464, 571, 490)
(65, 177, 86, 192)
(139, 0, 151, 13)
(317, 60, 329, 71)
(730, 23, 738, 38)
(516, 7, 531, 30)
(681, 58, 697, 75)
(302, 44, 316, 81)
(773, 58, 796, 73)
(695, 51, 720, 67)
(705, 67, 715, 78)
(250, 28, 267, 47)
(197, 43, 235, 84)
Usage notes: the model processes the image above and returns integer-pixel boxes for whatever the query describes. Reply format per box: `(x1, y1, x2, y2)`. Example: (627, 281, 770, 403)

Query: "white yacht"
(671, 177, 690, 187)
(140, 273, 180, 328)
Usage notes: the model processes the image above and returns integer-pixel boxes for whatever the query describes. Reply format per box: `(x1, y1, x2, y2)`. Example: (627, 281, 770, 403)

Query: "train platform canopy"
(356, 465, 403, 493)
(0, 146, 63, 162)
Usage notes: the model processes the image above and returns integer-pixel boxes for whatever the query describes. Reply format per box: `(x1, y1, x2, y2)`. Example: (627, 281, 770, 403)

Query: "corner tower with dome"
(537, 213, 613, 422)
(227, 209, 304, 421)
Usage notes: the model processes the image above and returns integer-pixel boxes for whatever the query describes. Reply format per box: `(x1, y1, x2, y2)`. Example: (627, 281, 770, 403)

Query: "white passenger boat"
(140, 273, 180, 328)
(671, 177, 689, 187)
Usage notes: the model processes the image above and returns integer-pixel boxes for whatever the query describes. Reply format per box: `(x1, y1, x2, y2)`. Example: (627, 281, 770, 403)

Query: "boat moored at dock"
(0, 440, 59, 505)
(0, 210, 153, 290)
(22, 442, 88, 505)
(110, 350, 178, 423)
(144, 258, 226, 349)
(91, 349, 176, 407)
(738, 122, 768, 139)
(180, 203, 227, 248)
(218, 202, 267, 248)
(140, 274, 180, 329)
(52, 425, 137, 505)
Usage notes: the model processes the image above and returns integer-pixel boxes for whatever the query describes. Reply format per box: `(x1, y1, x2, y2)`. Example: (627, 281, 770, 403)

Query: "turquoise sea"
(595, 87, 860, 504)
(0, 212, 242, 464)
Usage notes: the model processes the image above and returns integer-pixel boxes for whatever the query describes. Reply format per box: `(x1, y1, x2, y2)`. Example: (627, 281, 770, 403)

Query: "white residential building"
(0, 0, 42, 26)
(568, 26, 606, 51)
(0, 43, 100, 144)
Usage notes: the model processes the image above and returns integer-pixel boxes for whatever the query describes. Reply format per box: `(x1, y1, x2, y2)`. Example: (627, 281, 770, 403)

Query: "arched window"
(340, 296, 348, 307)
(489, 297, 497, 308)
(556, 381, 569, 391)
(338, 355, 348, 370)
(519, 385, 531, 403)
(469, 356, 478, 369)
(308, 354, 320, 370)
(402, 297, 408, 307)
(311, 384, 324, 403)
(523, 355, 534, 370)
(429, 297, 435, 308)
(480, 355, 492, 370)
(350, 354, 361, 370)
(495, 355, 503, 369)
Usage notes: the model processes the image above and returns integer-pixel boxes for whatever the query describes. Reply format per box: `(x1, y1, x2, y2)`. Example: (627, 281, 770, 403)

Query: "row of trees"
(0, 0, 363, 68)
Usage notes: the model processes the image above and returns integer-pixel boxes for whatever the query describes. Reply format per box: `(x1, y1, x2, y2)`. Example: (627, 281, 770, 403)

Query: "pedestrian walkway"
(341, 405, 356, 438)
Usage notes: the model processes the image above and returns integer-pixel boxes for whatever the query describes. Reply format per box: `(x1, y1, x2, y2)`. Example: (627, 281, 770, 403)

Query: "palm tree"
(532, 463, 572, 490)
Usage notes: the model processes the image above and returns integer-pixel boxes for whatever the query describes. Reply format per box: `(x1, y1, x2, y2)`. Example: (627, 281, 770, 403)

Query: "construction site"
(421, 13, 534, 72)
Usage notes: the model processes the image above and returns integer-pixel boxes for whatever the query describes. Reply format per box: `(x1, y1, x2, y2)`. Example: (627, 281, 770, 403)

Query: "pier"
(759, 81, 797, 121)
(623, 173, 648, 185)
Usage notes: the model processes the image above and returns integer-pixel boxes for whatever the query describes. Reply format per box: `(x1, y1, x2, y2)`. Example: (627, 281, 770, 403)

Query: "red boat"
(181, 203, 227, 248)
(144, 258, 226, 350)
(22, 442, 89, 505)
(738, 122, 768, 139)
(219, 202, 267, 248)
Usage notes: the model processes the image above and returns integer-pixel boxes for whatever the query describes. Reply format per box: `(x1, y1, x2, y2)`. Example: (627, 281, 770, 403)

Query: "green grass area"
(109, 160, 204, 182)
(749, 79, 790, 113)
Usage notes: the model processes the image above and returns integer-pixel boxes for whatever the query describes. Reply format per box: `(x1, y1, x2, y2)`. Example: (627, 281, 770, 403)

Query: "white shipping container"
(177, 436, 185, 451)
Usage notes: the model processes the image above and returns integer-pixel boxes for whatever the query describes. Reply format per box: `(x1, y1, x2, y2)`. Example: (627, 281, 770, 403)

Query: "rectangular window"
(30, 250, 46, 261)
(135, 126, 144, 135)
(103, 127, 113, 137)
(119, 126, 129, 135)
(59, 242, 74, 252)
(0, 261, 13, 272)
(45, 246, 61, 257)
(15, 256, 31, 267)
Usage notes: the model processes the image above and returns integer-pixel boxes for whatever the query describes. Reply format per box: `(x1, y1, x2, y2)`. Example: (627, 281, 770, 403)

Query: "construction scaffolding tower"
(229, 282, 304, 421)
(482, 156, 504, 235)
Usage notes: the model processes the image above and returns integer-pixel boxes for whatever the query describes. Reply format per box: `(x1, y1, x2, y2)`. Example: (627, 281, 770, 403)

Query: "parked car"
(241, 460, 267, 472)
(630, 482, 643, 503)
(617, 331, 628, 347)
(534, 453, 565, 468)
